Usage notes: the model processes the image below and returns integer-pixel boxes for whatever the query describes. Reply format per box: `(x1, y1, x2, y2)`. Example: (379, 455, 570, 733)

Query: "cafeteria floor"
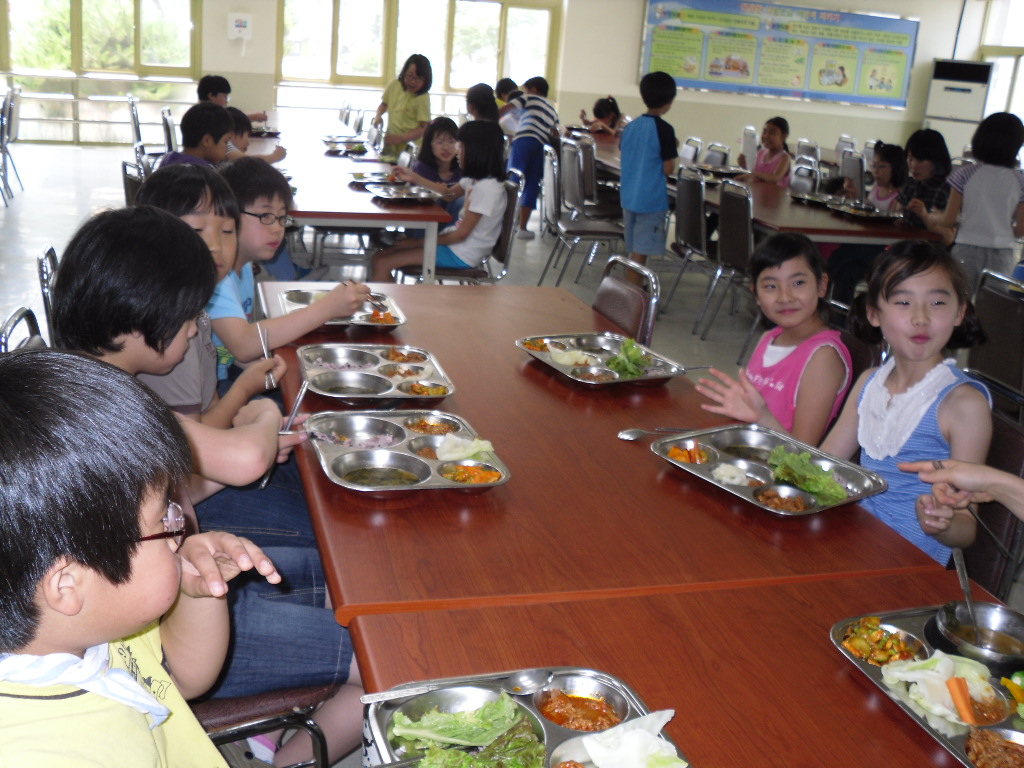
(3, 144, 1022, 767)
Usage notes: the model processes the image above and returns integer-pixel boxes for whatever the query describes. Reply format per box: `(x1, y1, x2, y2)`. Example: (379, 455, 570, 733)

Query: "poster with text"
(641, 1, 918, 107)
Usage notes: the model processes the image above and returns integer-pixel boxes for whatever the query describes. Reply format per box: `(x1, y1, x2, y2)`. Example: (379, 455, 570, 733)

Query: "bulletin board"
(641, 1, 919, 108)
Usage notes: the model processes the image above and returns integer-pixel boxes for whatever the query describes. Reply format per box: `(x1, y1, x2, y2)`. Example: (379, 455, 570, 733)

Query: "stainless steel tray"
(350, 171, 405, 188)
(827, 201, 903, 220)
(366, 183, 440, 202)
(306, 409, 509, 493)
(790, 191, 837, 206)
(831, 606, 1021, 767)
(363, 667, 683, 767)
(515, 333, 690, 387)
(692, 163, 746, 175)
(298, 343, 453, 402)
(651, 424, 886, 515)
(257, 282, 406, 327)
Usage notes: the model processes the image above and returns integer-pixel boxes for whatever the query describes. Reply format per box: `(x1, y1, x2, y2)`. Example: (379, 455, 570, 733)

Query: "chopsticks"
(259, 381, 308, 490)
(256, 322, 276, 390)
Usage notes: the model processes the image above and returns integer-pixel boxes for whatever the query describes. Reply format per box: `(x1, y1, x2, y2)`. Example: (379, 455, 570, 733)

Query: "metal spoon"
(952, 547, 985, 649)
(360, 669, 552, 705)
(617, 427, 689, 441)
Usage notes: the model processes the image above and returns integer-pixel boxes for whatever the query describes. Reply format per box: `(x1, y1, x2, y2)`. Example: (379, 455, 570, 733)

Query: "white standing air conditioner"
(923, 59, 992, 155)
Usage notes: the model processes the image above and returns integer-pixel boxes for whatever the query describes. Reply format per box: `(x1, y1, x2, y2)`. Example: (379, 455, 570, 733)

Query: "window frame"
(978, 0, 1024, 114)
(275, 0, 561, 95)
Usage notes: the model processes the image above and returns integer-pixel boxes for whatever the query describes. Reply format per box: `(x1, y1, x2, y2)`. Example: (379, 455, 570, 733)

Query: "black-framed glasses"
(243, 211, 296, 228)
(137, 500, 187, 549)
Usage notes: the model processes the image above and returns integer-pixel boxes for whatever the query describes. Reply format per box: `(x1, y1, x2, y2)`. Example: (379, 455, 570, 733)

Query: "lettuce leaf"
(768, 446, 847, 505)
(607, 339, 651, 379)
(392, 692, 520, 748)
(417, 717, 544, 768)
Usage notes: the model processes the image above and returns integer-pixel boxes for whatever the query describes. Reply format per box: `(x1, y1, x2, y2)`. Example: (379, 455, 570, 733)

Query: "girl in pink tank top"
(695, 233, 852, 445)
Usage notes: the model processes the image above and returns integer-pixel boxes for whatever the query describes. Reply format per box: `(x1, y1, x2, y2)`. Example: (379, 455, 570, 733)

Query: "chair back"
(674, 167, 707, 257)
(741, 125, 758, 165)
(835, 134, 856, 158)
(122, 160, 144, 206)
(840, 151, 866, 202)
(679, 137, 702, 166)
(559, 138, 587, 216)
(966, 269, 1024, 419)
(575, 134, 601, 202)
(161, 107, 176, 153)
(541, 144, 561, 234)
(593, 255, 661, 346)
(366, 123, 383, 152)
(862, 139, 876, 166)
(962, 409, 1024, 600)
(37, 246, 58, 335)
(352, 110, 365, 134)
(0, 307, 45, 353)
(128, 95, 143, 145)
(717, 180, 754, 272)
(339, 104, 351, 125)
(487, 176, 523, 278)
(796, 138, 819, 163)
(789, 162, 819, 194)
(396, 148, 415, 168)
(5, 87, 20, 144)
(701, 143, 730, 166)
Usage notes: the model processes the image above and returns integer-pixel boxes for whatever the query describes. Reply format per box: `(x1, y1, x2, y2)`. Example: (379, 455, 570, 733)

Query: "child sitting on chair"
(0, 347, 280, 766)
(157, 101, 233, 169)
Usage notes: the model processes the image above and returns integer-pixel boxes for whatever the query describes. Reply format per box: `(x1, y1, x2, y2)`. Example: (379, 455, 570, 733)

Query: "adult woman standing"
(372, 54, 432, 159)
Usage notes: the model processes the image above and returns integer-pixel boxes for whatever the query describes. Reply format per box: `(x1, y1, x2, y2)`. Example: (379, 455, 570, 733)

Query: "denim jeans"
(207, 546, 352, 698)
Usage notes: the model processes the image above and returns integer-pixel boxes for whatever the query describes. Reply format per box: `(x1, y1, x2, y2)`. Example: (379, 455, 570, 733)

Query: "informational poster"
(642, 1, 918, 108)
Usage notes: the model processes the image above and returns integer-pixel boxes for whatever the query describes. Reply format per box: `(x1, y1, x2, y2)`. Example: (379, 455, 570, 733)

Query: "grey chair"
(122, 160, 144, 206)
(796, 139, 820, 165)
(0, 307, 46, 353)
(665, 167, 717, 314)
(697, 180, 754, 340)
(789, 158, 819, 194)
(964, 269, 1024, 422)
(539, 143, 562, 237)
(592, 256, 660, 346)
(128, 96, 164, 173)
(679, 137, 702, 167)
(37, 246, 58, 339)
(161, 107, 177, 154)
(393, 174, 523, 285)
(396, 141, 417, 169)
(840, 151, 866, 203)
(574, 133, 619, 206)
(0, 86, 23, 199)
(701, 142, 730, 166)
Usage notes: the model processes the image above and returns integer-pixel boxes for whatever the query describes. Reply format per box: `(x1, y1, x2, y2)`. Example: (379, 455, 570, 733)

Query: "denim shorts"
(207, 546, 353, 698)
(623, 210, 669, 256)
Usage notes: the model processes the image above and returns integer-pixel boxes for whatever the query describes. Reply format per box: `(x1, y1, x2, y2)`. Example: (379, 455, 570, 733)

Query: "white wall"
(201, 0, 279, 113)
(555, 0, 972, 151)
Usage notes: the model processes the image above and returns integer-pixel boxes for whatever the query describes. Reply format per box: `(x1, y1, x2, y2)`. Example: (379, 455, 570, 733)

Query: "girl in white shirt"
(372, 120, 508, 281)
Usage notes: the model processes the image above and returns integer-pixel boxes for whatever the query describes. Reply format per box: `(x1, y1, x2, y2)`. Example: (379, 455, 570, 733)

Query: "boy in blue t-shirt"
(619, 71, 678, 265)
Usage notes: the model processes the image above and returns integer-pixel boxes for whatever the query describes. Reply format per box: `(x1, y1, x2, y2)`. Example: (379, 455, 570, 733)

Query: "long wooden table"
(587, 131, 936, 245)
(352, 569, 978, 767)
(278, 285, 938, 625)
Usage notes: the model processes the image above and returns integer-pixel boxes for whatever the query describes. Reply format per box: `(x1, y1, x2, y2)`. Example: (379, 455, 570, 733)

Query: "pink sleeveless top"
(754, 147, 790, 187)
(745, 327, 852, 431)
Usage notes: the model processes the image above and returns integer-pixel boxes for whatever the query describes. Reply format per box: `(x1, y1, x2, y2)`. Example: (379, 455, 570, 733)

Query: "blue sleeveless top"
(859, 362, 989, 565)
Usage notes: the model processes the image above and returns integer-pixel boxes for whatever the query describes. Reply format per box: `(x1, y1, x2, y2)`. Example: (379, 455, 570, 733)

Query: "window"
(279, 0, 560, 96)
(979, 0, 1024, 118)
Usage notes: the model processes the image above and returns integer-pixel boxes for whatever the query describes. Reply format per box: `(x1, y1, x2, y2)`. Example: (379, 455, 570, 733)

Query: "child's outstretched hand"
(237, 355, 288, 396)
(326, 280, 371, 318)
(695, 367, 767, 423)
(178, 532, 281, 599)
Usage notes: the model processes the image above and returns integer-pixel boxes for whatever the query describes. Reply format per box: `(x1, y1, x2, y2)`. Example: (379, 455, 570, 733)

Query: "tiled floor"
(3, 144, 1020, 768)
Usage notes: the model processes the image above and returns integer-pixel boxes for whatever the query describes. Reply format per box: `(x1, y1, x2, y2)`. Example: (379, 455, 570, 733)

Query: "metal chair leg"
(700, 274, 738, 340)
(537, 238, 566, 286)
(554, 239, 584, 287)
(691, 266, 727, 334)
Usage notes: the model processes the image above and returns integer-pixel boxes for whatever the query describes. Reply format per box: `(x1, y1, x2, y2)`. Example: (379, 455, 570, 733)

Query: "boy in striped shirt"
(504, 76, 559, 239)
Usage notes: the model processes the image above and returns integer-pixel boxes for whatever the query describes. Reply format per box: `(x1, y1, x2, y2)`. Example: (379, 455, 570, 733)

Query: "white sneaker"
(516, 229, 535, 240)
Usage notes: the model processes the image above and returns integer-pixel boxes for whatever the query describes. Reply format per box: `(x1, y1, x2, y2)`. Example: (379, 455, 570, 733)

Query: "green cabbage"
(417, 717, 544, 768)
(607, 339, 651, 379)
(392, 692, 520, 748)
(768, 446, 848, 505)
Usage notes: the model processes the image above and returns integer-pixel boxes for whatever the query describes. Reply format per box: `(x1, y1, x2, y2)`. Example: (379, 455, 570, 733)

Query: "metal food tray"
(515, 333, 689, 387)
(831, 606, 1022, 767)
(692, 163, 746, 175)
(365, 183, 441, 202)
(790, 191, 837, 206)
(306, 409, 509, 493)
(651, 424, 886, 515)
(827, 201, 903, 220)
(257, 282, 406, 327)
(298, 343, 453, 402)
(363, 667, 683, 767)
(350, 171, 404, 188)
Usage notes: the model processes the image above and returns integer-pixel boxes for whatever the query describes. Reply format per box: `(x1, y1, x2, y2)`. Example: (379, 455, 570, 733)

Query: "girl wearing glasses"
(372, 54, 433, 160)
(394, 117, 465, 217)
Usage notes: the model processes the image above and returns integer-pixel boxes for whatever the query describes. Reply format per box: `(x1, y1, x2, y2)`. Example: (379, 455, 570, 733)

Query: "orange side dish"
(668, 444, 709, 464)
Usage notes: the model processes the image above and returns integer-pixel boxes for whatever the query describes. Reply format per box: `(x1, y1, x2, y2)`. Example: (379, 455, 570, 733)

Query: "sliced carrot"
(947, 676, 982, 725)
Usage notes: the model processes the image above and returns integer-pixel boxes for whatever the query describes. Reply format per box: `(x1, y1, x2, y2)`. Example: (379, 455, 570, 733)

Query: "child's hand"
(393, 166, 415, 182)
(232, 396, 283, 429)
(695, 367, 767, 423)
(842, 177, 857, 198)
(915, 493, 957, 536)
(326, 281, 371, 317)
(268, 145, 287, 163)
(898, 459, 997, 507)
(178, 532, 281, 598)
(737, 153, 747, 169)
(237, 355, 288, 396)
(276, 413, 308, 462)
(906, 198, 927, 218)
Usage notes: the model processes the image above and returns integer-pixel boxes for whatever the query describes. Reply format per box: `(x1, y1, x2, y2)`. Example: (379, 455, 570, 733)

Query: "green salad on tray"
(768, 445, 848, 505)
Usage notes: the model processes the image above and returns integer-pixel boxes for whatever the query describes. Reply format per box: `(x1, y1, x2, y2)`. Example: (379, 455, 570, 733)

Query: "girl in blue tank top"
(820, 240, 990, 565)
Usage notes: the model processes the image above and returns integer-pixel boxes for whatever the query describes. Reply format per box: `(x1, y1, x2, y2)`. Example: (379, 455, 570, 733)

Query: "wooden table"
(252, 134, 452, 282)
(352, 569, 979, 767)
(279, 285, 937, 624)
(587, 132, 936, 245)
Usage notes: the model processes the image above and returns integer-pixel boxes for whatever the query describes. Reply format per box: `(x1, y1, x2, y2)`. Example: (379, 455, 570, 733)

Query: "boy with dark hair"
(225, 106, 287, 163)
(502, 75, 559, 238)
(50, 205, 366, 766)
(213, 157, 369, 382)
(0, 347, 280, 766)
(198, 73, 267, 122)
(619, 70, 678, 265)
(157, 102, 233, 168)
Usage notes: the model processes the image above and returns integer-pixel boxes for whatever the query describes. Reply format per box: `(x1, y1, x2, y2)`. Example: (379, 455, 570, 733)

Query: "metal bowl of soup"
(936, 601, 1024, 667)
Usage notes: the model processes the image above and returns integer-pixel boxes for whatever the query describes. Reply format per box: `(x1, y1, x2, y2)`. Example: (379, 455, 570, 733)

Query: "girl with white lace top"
(820, 240, 991, 565)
